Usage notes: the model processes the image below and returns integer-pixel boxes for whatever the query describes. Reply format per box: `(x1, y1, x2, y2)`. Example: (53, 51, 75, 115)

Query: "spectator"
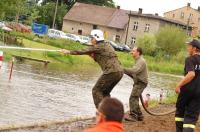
(159, 89, 164, 104)
(84, 97, 124, 132)
(143, 94, 150, 108)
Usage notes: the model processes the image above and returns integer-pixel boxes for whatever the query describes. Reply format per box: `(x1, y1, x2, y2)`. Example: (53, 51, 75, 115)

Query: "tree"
(137, 33, 156, 56)
(26, 8, 41, 25)
(36, 2, 67, 29)
(0, 0, 28, 22)
(156, 25, 187, 56)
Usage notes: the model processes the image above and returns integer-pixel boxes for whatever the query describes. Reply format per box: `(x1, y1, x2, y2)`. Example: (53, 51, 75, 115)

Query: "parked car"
(0, 21, 5, 28)
(121, 44, 131, 52)
(65, 33, 81, 42)
(108, 41, 123, 51)
(48, 29, 68, 39)
(78, 35, 90, 44)
(7, 22, 31, 33)
(107, 41, 131, 52)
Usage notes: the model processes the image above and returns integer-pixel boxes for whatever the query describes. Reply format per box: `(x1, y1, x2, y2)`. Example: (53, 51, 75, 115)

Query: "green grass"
(164, 93, 178, 104)
(117, 52, 184, 75)
(145, 56, 184, 75)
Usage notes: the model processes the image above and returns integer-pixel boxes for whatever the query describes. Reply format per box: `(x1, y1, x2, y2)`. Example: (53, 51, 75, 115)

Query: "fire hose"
(140, 95, 176, 116)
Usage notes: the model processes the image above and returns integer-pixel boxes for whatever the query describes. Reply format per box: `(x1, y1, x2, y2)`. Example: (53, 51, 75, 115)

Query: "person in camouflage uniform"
(60, 29, 123, 108)
(124, 47, 148, 122)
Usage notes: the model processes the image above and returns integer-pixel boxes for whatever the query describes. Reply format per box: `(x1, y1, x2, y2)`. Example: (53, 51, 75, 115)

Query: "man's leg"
(175, 92, 189, 132)
(182, 97, 200, 132)
(92, 72, 123, 108)
(128, 82, 146, 121)
(102, 72, 123, 97)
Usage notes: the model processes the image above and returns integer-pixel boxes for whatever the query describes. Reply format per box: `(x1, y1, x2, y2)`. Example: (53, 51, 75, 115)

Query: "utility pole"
(186, 15, 192, 36)
(125, 10, 131, 45)
(52, 0, 59, 29)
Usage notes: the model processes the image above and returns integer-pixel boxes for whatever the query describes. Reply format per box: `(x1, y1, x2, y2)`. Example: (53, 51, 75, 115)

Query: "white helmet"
(90, 29, 104, 41)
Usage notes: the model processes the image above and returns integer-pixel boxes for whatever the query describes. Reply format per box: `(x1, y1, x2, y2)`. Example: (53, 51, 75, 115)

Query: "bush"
(172, 50, 187, 64)
(136, 33, 156, 56)
(156, 25, 187, 56)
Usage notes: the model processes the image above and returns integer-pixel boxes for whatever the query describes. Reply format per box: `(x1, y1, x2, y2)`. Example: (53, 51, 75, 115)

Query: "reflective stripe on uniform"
(175, 117, 184, 122)
(183, 124, 195, 129)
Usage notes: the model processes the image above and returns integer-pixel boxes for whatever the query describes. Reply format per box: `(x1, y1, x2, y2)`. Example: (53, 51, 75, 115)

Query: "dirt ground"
(2, 104, 200, 132)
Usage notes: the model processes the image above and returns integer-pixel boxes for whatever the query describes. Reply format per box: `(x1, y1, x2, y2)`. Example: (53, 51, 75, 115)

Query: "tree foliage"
(156, 25, 187, 56)
(137, 33, 156, 56)
(36, 2, 67, 29)
(0, 0, 28, 21)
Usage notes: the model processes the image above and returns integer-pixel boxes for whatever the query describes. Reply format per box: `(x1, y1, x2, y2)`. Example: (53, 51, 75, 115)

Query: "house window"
(144, 24, 150, 32)
(131, 37, 136, 45)
(78, 30, 82, 35)
(133, 22, 138, 31)
(198, 17, 200, 22)
(180, 12, 184, 19)
(72, 28, 74, 30)
(172, 14, 175, 18)
(115, 35, 120, 42)
(189, 13, 193, 19)
(187, 32, 191, 36)
(93, 25, 97, 29)
(80, 23, 82, 25)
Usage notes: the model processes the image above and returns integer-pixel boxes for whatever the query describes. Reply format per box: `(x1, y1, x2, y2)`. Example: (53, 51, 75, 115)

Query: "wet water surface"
(0, 62, 181, 125)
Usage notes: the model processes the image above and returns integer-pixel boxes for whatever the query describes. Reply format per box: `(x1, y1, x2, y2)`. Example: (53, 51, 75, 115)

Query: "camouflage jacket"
(70, 42, 123, 74)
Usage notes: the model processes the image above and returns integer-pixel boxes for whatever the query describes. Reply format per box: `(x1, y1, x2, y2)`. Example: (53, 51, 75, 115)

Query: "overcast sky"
(113, 0, 200, 16)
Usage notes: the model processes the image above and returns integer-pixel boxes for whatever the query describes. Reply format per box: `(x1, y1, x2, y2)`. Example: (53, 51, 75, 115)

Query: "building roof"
(164, 4, 200, 15)
(129, 12, 191, 27)
(63, 2, 129, 29)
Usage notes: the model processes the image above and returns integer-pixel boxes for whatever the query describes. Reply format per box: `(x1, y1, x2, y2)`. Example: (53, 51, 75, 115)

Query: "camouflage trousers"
(92, 71, 123, 108)
(129, 81, 147, 117)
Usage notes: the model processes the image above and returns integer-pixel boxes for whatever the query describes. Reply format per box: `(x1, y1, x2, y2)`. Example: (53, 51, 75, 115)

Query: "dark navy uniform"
(175, 54, 200, 132)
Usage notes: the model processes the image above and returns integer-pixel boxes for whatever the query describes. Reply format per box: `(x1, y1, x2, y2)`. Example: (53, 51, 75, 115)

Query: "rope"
(0, 46, 61, 52)
(140, 95, 176, 116)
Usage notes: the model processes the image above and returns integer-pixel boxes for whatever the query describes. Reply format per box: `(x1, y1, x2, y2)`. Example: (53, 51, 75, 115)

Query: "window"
(144, 24, 150, 32)
(172, 14, 175, 18)
(180, 12, 184, 19)
(72, 28, 74, 30)
(189, 13, 193, 19)
(187, 32, 191, 36)
(78, 30, 82, 35)
(133, 22, 138, 31)
(93, 25, 97, 29)
(198, 17, 200, 22)
(115, 35, 120, 42)
(131, 37, 136, 45)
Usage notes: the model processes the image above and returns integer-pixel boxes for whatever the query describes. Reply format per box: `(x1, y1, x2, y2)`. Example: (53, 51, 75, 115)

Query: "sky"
(113, 0, 200, 16)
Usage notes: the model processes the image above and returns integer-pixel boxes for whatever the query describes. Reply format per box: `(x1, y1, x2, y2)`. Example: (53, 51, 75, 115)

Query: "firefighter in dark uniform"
(175, 39, 200, 132)
(60, 29, 123, 108)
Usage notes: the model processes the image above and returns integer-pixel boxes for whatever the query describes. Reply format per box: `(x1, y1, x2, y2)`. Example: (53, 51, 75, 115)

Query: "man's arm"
(124, 61, 145, 78)
(124, 68, 134, 78)
(175, 71, 195, 93)
(60, 46, 101, 55)
(70, 46, 100, 55)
